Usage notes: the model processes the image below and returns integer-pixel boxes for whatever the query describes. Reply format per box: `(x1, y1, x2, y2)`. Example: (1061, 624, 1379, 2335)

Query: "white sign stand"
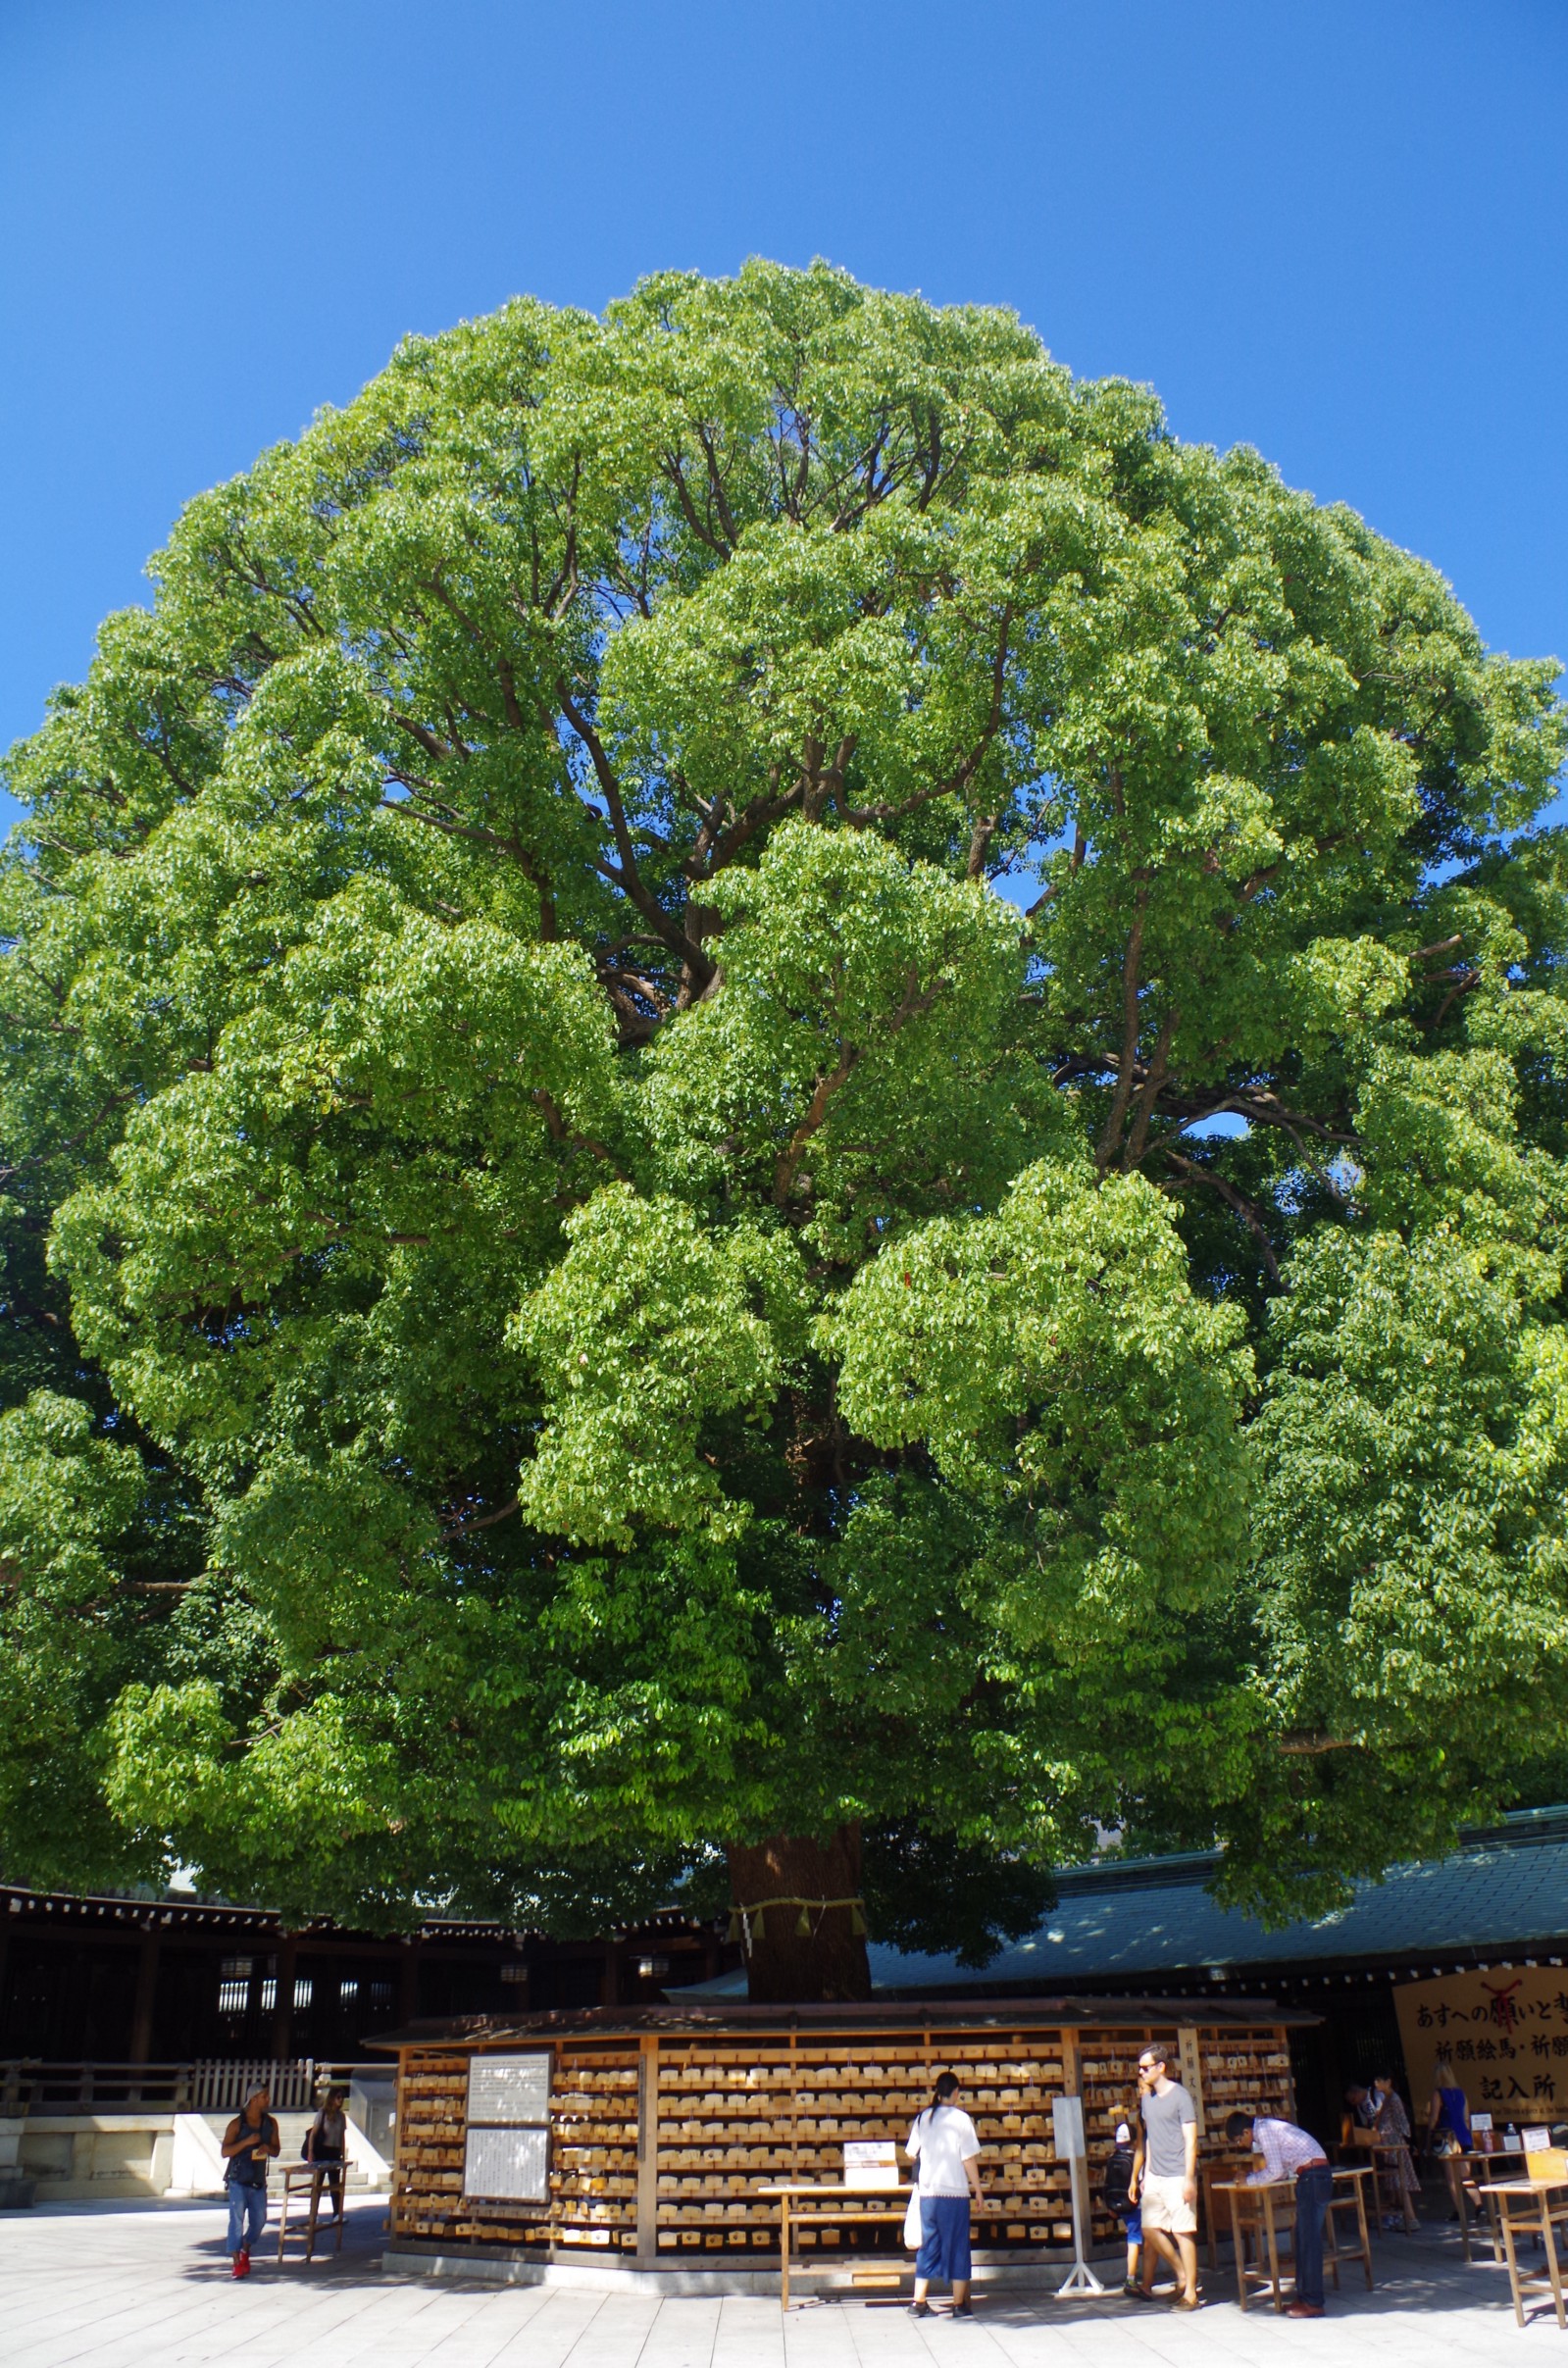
(1050, 2096, 1105, 2296)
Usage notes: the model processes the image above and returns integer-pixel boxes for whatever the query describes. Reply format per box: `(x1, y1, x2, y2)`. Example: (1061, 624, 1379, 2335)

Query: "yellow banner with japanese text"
(1393, 1968, 1568, 2124)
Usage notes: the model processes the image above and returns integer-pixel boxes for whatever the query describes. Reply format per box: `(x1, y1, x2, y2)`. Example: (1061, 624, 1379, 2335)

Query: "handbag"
(903, 2108, 932, 2249)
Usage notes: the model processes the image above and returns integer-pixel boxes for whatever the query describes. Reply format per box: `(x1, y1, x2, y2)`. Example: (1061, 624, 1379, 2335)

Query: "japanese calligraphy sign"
(464, 2049, 552, 2202)
(1394, 1969, 1568, 2123)
(468, 2051, 551, 2126)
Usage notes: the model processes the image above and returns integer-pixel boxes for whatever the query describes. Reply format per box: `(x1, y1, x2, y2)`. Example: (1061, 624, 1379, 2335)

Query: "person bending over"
(1227, 2110, 1333, 2319)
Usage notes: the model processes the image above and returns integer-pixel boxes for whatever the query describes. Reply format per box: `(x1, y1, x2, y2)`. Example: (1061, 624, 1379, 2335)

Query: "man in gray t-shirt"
(1131, 2044, 1200, 2306)
(1143, 2079, 1196, 2176)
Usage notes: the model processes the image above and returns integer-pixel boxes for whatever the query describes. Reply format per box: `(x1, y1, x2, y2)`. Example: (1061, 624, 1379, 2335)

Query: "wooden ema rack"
(381, 2000, 1300, 2271)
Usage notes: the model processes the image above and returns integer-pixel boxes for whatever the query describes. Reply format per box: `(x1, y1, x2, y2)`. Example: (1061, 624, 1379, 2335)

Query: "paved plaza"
(1, 2199, 1563, 2368)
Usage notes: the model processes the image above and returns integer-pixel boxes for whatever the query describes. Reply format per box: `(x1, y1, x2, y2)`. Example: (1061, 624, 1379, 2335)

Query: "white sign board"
(465, 2050, 552, 2204)
(1051, 2095, 1086, 2160)
(1472, 2112, 1493, 2133)
(844, 2140, 900, 2191)
(464, 2123, 549, 2202)
(468, 2052, 551, 2126)
(1525, 2127, 1552, 2153)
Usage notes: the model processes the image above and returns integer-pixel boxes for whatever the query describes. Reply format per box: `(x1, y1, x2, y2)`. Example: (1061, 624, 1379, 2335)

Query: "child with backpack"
(1102, 2119, 1142, 2296)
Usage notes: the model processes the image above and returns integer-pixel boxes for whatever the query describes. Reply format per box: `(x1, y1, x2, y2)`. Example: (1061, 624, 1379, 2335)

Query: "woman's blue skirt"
(916, 2193, 972, 2283)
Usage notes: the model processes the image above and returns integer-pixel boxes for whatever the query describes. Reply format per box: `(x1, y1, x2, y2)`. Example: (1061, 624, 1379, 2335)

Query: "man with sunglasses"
(1129, 2044, 1199, 2307)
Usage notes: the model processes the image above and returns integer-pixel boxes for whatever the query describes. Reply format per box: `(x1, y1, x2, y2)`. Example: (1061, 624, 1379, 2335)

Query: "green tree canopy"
(2, 261, 1564, 1992)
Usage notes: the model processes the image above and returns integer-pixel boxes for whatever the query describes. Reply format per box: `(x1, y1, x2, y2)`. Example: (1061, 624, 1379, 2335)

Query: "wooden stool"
(1478, 2180, 1568, 2330)
(1323, 2166, 1374, 2292)
(1454, 2147, 1527, 2264)
(276, 2161, 345, 2263)
(1214, 2181, 1291, 2311)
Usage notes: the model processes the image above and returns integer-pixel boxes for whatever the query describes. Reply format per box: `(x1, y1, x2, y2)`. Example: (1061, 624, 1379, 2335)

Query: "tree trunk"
(727, 1825, 872, 2002)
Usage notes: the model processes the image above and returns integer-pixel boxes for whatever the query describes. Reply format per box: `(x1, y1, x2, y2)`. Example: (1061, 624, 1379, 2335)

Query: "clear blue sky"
(2, 0, 1564, 836)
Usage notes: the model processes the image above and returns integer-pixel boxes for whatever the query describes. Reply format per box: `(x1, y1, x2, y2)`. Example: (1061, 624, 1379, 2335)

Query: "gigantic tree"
(2, 263, 1564, 1996)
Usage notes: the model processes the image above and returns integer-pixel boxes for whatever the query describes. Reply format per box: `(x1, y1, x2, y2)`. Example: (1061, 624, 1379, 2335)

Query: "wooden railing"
(188, 2057, 320, 2111)
(0, 2057, 385, 2114)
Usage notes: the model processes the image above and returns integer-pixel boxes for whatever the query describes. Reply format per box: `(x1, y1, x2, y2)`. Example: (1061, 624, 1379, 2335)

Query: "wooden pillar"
(1059, 2026, 1081, 2237)
(635, 2033, 661, 2264)
(128, 1926, 161, 2066)
(786, 2026, 799, 2184)
(398, 1937, 422, 2027)
(1178, 2025, 1206, 2137)
(272, 1934, 297, 2063)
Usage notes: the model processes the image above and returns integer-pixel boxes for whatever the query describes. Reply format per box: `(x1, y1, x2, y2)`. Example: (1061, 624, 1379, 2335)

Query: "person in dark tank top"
(221, 2088, 279, 2278)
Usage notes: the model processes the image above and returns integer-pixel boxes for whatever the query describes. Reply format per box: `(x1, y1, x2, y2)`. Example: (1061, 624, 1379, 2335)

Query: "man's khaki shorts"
(1138, 2172, 1196, 2236)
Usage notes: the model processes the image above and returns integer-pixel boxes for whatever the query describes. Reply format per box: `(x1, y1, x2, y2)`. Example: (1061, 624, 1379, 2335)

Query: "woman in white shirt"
(906, 2071, 986, 2318)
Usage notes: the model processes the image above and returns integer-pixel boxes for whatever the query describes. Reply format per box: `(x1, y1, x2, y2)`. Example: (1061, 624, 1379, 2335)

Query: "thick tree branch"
(440, 1494, 521, 1539)
(556, 683, 714, 984)
(1154, 1085, 1356, 1146)
(533, 1088, 624, 1173)
(694, 423, 741, 548)
(966, 812, 1001, 880)
(1163, 1148, 1282, 1285)
(799, 733, 858, 826)
(393, 714, 467, 766)
(1124, 1004, 1177, 1168)
(663, 453, 729, 554)
(772, 966, 949, 1204)
(915, 407, 942, 512)
(1428, 969, 1482, 1031)
(1094, 893, 1147, 1173)
(776, 1049, 859, 1203)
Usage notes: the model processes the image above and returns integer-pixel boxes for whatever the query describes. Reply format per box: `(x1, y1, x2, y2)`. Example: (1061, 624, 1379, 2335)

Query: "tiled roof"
(674, 1807, 1568, 1998)
(869, 1808, 1568, 1990)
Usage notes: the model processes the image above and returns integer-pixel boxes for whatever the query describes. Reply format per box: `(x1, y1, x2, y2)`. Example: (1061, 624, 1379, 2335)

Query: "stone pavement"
(0, 2199, 1560, 2368)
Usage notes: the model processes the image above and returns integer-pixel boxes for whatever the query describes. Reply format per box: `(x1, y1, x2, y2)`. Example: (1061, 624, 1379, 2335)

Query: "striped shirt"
(1245, 2117, 1328, 2185)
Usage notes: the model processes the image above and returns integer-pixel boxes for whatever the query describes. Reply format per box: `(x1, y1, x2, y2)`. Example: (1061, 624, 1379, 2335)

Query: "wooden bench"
(757, 2184, 910, 2309)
